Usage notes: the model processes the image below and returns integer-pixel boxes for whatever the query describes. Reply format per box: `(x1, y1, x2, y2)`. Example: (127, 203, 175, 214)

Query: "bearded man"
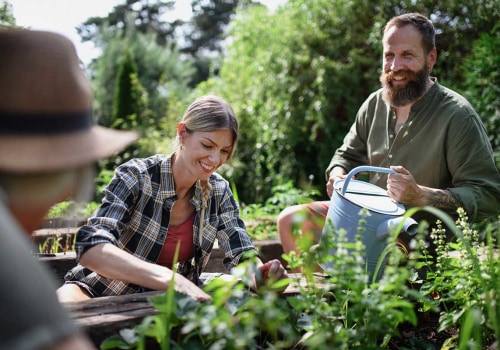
(277, 13, 500, 259)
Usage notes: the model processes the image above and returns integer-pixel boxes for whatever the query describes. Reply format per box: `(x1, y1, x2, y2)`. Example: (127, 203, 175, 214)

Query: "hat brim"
(0, 126, 139, 173)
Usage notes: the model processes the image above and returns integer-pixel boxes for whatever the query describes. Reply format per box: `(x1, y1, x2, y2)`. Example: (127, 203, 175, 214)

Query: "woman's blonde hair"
(178, 95, 239, 245)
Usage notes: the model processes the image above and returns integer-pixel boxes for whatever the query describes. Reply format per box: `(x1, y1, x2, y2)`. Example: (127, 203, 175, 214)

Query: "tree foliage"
(78, 0, 254, 87)
(183, 0, 256, 56)
(9, 0, 497, 205)
(461, 27, 500, 167)
(194, 0, 500, 204)
(0, 0, 15, 26)
(112, 49, 144, 129)
(77, 0, 179, 46)
(90, 25, 194, 130)
(197, 0, 382, 202)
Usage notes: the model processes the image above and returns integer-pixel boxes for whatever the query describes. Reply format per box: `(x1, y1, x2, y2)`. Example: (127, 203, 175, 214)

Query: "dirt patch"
(389, 311, 457, 349)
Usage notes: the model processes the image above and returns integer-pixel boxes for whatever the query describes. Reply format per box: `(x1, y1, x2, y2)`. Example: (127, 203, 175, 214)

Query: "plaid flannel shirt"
(64, 153, 258, 297)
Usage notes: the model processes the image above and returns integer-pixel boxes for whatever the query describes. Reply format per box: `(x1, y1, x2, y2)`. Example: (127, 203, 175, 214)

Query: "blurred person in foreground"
(0, 29, 138, 349)
(57, 94, 289, 303)
(277, 13, 500, 258)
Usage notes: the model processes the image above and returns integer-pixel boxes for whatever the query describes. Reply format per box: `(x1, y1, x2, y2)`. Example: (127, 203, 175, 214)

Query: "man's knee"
(277, 205, 303, 227)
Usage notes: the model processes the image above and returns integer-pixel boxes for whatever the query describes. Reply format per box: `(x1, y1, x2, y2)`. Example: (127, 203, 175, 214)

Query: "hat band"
(0, 110, 93, 135)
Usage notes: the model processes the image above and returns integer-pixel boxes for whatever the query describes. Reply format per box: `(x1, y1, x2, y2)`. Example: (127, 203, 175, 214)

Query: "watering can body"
(319, 166, 418, 281)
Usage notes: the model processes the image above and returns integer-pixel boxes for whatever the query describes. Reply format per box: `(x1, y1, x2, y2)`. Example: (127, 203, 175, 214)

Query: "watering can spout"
(376, 216, 418, 240)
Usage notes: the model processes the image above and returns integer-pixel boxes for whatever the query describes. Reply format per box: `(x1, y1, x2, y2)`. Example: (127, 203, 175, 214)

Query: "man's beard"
(380, 65, 429, 107)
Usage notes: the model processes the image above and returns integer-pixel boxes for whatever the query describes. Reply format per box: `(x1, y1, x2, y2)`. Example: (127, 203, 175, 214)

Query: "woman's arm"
(80, 243, 211, 301)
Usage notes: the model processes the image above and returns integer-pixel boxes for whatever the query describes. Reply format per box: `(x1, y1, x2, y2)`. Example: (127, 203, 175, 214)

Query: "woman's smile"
(199, 160, 216, 173)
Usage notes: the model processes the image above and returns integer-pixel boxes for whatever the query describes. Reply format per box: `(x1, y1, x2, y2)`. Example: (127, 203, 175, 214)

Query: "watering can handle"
(341, 166, 397, 196)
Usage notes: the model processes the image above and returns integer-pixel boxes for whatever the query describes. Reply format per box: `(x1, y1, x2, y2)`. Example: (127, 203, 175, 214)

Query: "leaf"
(100, 335, 134, 349)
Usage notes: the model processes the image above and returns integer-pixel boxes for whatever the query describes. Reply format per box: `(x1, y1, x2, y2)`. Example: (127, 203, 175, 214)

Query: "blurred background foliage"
(1, 0, 499, 206)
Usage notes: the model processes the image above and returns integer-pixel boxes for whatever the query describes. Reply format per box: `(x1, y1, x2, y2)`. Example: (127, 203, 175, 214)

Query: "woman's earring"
(180, 145, 185, 151)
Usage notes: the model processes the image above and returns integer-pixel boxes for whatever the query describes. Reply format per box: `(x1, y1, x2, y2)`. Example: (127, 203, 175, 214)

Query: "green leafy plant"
(38, 236, 61, 255)
(101, 255, 297, 349)
(282, 208, 435, 350)
(94, 168, 115, 202)
(421, 209, 500, 349)
(81, 202, 500, 349)
(46, 200, 98, 219)
(100, 210, 440, 349)
(462, 27, 500, 168)
(46, 201, 73, 219)
(239, 181, 320, 241)
(102, 243, 184, 350)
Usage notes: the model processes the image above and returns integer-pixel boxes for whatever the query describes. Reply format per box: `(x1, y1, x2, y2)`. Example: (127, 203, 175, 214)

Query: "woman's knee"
(57, 283, 92, 303)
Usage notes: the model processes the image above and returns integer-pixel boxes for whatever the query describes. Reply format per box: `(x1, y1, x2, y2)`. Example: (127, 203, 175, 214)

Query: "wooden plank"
(32, 227, 80, 237)
(284, 272, 328, 295)
(63, 291, 162, 344)
(64, 291, 161, 319)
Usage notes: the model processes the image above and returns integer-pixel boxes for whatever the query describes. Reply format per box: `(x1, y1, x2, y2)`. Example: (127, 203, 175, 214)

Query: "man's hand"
(326, 166, 348, 198)
(387, 165, 462, 212)
(386, 165, 427, 206)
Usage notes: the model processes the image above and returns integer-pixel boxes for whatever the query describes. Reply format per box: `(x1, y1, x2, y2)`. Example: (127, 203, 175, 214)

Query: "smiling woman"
(56, 94, 289, 303)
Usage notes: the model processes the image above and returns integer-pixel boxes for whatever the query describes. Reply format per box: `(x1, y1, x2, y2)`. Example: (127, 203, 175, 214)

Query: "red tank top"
(157, 211, 195, 268)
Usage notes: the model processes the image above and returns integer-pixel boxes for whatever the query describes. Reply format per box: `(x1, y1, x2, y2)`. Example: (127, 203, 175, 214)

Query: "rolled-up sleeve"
(445, 112, 500, 220)
(209, 180, 258, 271)
(75, 164, 139, 259)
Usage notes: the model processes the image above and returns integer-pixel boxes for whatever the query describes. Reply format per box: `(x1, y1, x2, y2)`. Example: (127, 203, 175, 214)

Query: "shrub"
(100, 209, 442, 349)
(421, 209, 500, 349)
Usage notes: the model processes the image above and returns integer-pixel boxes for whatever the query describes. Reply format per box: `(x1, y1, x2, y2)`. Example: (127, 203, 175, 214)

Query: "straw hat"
(0, 29, 139, 173)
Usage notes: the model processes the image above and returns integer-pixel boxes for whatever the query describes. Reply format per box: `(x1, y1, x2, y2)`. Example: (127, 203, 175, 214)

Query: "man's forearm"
(424, 188, 463, 211)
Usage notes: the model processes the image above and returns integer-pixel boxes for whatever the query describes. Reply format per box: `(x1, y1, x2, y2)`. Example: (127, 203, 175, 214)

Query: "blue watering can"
(319, 166, 418, 281)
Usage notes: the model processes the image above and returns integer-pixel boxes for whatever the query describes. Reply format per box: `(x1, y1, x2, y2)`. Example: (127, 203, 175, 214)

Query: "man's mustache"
(384, 70, 417, 83)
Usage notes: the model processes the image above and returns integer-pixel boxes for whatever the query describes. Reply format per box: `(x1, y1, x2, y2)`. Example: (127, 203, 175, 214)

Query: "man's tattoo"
(427, 189, 462, 210)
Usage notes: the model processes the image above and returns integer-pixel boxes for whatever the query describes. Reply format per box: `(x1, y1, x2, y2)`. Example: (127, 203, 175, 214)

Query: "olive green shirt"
(327, 79, 500, 221)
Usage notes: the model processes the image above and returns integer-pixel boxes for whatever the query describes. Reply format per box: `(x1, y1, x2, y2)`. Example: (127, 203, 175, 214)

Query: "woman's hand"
(79, 243, 211, 301)
(170, 272, 212, 301)
(255, 259, 289, 292)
